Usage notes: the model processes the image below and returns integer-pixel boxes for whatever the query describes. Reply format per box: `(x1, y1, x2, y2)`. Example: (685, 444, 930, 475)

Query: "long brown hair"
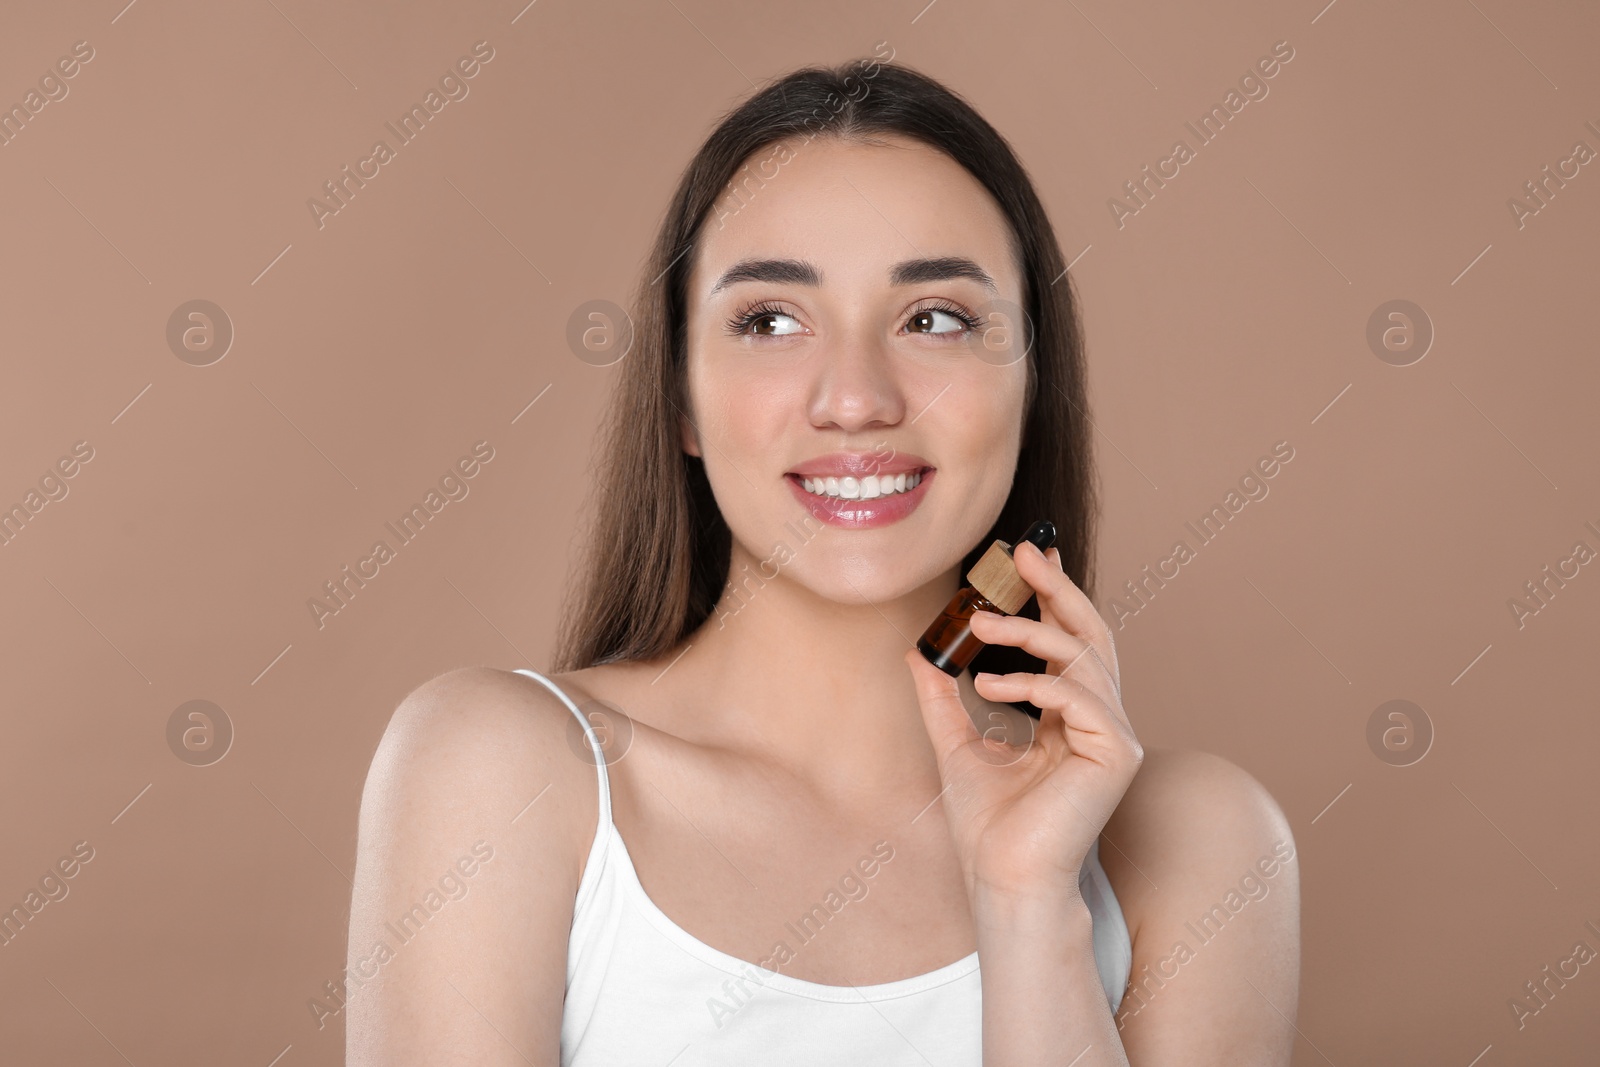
(551, 56, 1099, 706)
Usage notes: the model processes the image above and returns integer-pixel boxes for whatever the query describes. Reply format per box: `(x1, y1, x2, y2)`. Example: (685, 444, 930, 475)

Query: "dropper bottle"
(916, 519, 1057, 677)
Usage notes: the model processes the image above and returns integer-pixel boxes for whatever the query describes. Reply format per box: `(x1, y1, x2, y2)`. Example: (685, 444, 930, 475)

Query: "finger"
(903, 648, 978, 770)
(967, 609, 1119, 715)
(1023, 542, 1117, 685)
(1046, 546, 1120, 695)
(974, 670, 1140, 765)
(967, 605, 1101, 681)
(1015, 541, 1122, 700)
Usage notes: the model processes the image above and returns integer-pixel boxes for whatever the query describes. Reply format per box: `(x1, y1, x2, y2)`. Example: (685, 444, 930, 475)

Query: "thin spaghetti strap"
(512, 667, 613, 828)
(1081, 835, 1134, 1012)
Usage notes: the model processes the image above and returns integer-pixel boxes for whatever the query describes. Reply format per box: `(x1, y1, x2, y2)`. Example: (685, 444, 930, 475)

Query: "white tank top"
(515, 667, 1133, 1065)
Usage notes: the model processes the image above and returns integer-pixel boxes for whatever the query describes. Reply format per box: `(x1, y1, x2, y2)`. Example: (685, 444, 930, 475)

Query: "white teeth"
(799, 471, 922, 499)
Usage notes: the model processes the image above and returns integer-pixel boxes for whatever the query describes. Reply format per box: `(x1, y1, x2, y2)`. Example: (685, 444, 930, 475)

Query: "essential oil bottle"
(916, 519, 1057, 677)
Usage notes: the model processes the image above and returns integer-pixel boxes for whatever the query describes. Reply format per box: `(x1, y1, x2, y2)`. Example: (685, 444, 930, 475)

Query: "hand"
(904, 540, 1143, 908)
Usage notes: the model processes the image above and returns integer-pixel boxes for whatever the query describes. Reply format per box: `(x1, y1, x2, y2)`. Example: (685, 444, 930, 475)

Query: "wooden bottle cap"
(966, 539, 1033, 615)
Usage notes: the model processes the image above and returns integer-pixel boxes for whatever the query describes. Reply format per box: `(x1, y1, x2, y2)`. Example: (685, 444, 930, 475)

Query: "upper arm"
(1100, 747, 1301, 1066)
(345, 666, 596, 1066)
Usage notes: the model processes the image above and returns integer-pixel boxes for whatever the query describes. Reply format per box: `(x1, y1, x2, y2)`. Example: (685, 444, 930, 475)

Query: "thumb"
(903, 647, 976, 771)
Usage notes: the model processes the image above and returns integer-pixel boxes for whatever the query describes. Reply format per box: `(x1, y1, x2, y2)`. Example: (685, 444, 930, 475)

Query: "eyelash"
(721, 299, 984, 338)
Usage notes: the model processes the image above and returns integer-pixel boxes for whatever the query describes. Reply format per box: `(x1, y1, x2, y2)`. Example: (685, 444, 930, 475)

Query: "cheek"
(687, 363, 804, 475)
(945, 367, 1026, 453)
(934, 376, 1026, 498)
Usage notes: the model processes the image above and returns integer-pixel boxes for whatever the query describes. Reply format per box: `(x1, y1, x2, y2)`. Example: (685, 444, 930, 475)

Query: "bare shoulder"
(357, 664, 608, 883)
(1101, 747, 1297, 934)
(359, 665, 598, 837)
(346, 666, 599, 1064)
(1100, 747, 1301, 1062)
(379, 664, 580, 751)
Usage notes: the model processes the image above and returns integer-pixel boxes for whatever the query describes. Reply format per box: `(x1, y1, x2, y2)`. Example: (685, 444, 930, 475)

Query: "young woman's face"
(682, 132, 1030, 604)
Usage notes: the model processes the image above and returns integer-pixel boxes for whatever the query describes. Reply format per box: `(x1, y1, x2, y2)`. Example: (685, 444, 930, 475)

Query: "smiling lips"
(800, 469, 923, 500)
(784, 452, 935, 529)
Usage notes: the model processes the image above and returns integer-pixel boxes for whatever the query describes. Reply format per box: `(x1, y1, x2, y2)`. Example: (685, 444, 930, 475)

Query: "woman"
(348, 56, 1300, 1065)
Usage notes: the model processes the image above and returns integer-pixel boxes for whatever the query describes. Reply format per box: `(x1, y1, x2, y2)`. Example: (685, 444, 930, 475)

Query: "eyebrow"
(707, 256, 999, 296)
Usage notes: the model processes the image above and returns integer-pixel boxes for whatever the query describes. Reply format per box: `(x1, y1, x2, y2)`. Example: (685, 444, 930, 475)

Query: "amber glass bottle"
(917, 519, 1056, 677)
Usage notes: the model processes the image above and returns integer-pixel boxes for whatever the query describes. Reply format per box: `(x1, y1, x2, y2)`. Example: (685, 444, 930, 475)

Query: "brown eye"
(724, 301, 804, 338)
(907, 304, 980, 335)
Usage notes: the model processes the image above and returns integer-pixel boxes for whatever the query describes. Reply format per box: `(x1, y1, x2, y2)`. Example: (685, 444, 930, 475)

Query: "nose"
(805, 336, 908, 435)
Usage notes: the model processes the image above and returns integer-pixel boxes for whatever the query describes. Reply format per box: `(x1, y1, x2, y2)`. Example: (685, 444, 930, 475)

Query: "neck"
(664, 539, 989, 806)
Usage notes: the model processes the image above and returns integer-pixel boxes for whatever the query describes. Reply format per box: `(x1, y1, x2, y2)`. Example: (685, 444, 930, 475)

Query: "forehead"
(689, 134, 1020, 299)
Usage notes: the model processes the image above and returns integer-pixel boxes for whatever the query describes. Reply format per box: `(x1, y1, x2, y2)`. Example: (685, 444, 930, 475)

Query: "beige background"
(3, 0, 1598, 1063)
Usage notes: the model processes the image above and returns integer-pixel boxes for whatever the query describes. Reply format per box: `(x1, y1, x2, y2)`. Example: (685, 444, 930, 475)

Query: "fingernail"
(972, 609, 1002, 621)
